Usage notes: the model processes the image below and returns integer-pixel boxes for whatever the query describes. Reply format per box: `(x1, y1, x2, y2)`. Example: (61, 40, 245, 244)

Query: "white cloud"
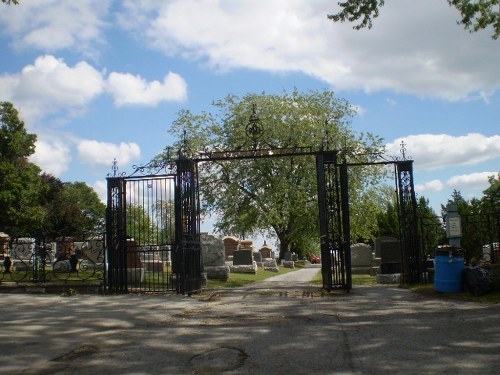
(107, 71, 187, 107)
(351, 104, 366, 116)
(385, 134, 500, 170)
(117, 0, 500, 101)
(0, 0, 110, 56)
(29, 138, 72, 177)
(415, 180, 444, 193)
(0, 55, 188, 123)
(92, 180, 108, 203)
(0, 55, 104, 123)
(77, 140, 141, 167)
(447, 172, 498, 190)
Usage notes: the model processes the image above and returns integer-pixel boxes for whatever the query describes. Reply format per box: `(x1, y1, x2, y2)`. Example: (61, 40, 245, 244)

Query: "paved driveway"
(1, 266, 499, 374)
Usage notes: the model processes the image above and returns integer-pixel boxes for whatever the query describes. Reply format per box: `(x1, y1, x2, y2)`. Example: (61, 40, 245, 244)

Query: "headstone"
(126, 239, 143, 268)
(351, 243, 373, 275)
(380, 240, 401, 274)
(230, 263, 258, 274)
(374, 236, 397, 259)
(204, 266, 230, 281)
(263, 259, 279, 272)
(201, 233, 225, 267)
(253, 251, 262, 263)
(284, 251, 293, 261)
(223, 236, 239, 260)
(259, 246, 273, 259)
(233, 250, 254, 265)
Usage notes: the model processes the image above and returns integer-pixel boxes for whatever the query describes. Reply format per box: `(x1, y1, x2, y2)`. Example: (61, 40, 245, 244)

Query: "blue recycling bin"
(434, 247, 464, 293)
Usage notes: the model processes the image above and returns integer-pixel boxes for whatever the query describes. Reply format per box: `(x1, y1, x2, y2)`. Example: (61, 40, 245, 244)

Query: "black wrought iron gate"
(106, 157, 202, 294)
(316, 151, 352, 291)
(316, 153, 422, 291)
(395, 160, 422, 284)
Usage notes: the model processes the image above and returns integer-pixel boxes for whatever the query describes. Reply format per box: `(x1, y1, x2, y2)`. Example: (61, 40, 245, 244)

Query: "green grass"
(205, 264, 304, 289)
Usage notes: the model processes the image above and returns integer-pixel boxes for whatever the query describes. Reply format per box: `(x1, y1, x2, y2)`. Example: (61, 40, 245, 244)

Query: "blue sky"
(1, 0, 499, 237)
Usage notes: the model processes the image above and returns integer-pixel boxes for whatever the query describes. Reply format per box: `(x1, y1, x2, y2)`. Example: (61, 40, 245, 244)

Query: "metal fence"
(0, 236, 104, 284)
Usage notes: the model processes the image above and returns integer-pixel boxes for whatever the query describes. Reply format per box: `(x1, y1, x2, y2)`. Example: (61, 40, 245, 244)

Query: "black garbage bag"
(463, 266, 493, 296)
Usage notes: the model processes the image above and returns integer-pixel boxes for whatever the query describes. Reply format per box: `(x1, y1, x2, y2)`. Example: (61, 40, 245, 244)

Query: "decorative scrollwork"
(245, 104, 264, 149)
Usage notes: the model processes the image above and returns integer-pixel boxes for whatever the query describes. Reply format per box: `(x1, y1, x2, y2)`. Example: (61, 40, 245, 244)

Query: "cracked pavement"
(1, 267, 500, 374)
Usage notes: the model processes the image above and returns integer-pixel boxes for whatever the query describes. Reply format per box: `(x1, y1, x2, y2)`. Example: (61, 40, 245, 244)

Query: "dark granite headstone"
(284, 251, 293, 261)
(375, 236, 397, 259)
(253, 252, 262, 263)
(380, 240, 401, 274)
(233, 249, 254, 265)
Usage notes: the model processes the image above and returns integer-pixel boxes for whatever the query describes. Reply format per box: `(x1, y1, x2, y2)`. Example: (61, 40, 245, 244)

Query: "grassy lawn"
(205, 264, 304, 288)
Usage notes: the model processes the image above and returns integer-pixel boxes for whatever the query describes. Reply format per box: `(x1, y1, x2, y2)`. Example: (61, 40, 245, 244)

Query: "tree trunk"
(276, 232, 290, 260)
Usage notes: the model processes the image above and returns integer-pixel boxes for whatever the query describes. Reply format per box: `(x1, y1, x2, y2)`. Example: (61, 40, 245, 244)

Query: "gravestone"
(201, 233, 230, 281)
(233, 250, 254, 265)
(374, 236, 397, 259)
(259, 246, 273, 260)
(126, 239, 143, 268)
(223, 236, 239, 261)
(351, 243, 373, 275)
(380, 240, 401, 274)
(253, 251, 262, 263)
(201, 233, 225, 267)
(231, 239, 257, 274)
(263, 259, 279, 272)
(284, 251, 293, 261)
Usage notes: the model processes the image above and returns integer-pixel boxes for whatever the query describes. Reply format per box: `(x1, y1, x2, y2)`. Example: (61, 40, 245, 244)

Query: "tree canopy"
(159, 89, 386, 258)
(0, 101, 105, 239)
(442, 175, 500, 262)
(0, 102, 45, 236)
(328, 0, 500, 39)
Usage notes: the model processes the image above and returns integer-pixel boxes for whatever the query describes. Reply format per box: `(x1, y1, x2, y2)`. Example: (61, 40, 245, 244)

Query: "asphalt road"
(1, 266, 499, 375)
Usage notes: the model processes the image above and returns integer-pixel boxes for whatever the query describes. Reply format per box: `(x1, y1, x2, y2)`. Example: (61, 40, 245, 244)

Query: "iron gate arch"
(106, 148, 421, 294)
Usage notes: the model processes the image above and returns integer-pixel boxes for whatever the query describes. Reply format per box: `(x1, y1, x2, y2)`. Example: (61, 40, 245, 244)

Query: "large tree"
(328, 0, 500, 39)
(0, 102, 46, 236)
(159, 90, 385, 258)
(40, 177, 106, 241)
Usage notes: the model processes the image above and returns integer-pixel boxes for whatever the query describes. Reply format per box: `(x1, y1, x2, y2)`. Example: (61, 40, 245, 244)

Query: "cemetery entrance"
(106, 148, 421, 294)
(106, 157, 201, 295)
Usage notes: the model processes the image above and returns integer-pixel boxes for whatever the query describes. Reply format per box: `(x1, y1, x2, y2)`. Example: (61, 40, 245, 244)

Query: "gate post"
(174, 156, 202, 295)
(396, 160, 422, 284)
(106, 177, 127, 293)
(316, 151, 351, 291)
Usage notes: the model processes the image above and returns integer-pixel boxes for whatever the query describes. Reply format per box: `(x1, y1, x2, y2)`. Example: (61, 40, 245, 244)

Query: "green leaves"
(162, 89, 385, 257)
(328, 0, 500, 39)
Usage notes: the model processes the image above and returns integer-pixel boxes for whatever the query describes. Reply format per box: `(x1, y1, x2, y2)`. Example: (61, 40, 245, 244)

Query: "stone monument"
(201, 233, 230, 281)
(350, 243, 373, 275)
(230, 239, 257, 274)
(223, 236, 239, 262)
